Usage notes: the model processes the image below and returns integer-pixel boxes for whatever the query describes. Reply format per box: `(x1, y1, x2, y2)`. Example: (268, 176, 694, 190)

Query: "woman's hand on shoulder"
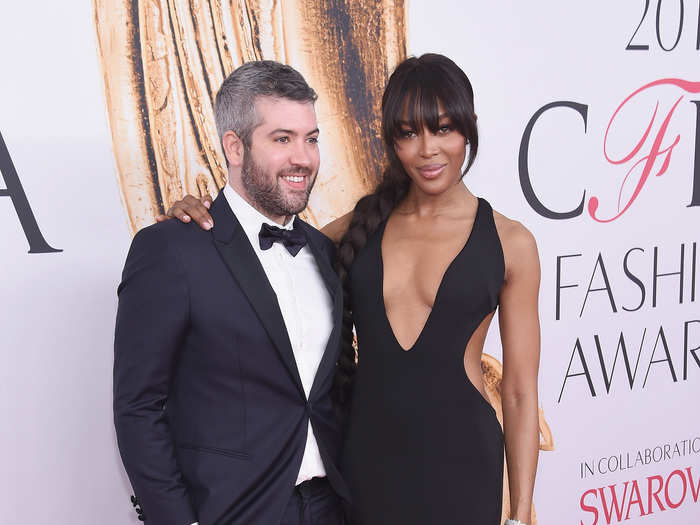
(321, 211, 354, 245)
(155, 194, 214, 230)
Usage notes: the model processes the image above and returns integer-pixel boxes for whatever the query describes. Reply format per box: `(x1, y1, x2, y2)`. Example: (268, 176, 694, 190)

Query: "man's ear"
(222, 130, 245, 167)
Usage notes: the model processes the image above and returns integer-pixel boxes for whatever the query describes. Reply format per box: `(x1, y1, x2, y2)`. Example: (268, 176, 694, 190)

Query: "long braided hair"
(333, 54, 480, 407)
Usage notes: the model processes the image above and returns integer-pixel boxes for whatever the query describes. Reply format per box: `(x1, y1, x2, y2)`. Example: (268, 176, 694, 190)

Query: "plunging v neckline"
(378, 198, 483, 352)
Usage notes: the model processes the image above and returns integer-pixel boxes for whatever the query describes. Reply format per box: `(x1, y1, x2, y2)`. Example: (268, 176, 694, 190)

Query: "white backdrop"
(1, 1, 698, 523)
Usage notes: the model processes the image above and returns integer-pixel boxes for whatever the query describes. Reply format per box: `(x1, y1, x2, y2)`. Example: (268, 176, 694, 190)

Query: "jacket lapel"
(210, 193, 305, 396)
(295, 218, 343, 399)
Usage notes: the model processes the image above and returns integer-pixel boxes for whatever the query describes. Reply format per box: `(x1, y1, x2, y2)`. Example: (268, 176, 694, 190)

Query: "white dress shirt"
(223, 184, 333, 484)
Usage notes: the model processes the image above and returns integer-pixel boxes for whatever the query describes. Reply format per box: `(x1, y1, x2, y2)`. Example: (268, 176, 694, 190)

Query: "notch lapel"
(209, 193, 305, 396)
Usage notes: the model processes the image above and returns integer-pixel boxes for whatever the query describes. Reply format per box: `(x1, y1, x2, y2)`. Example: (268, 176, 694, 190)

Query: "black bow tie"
(258, 222, 307, 256)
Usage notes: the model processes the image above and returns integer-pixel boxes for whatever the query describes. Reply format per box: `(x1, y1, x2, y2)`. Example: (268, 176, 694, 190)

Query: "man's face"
(240, 97, 320, 220)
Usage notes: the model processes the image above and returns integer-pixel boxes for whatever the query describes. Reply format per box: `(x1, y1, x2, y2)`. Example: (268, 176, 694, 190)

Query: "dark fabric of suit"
(114, 192, 348, 525)
(279, 478, 344, 525)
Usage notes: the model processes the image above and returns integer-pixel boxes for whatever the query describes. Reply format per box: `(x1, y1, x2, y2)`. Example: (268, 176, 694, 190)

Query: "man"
(114, 61, 348, 525)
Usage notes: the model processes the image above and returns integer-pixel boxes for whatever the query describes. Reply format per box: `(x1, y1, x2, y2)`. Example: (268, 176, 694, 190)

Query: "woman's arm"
(497, 219, 541, 523)
(158, 194, 353, 242)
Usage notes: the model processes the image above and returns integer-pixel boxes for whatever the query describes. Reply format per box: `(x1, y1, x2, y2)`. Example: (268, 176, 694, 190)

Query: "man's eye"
(275, 136, 290, 143)
(307, 136, 319, 144)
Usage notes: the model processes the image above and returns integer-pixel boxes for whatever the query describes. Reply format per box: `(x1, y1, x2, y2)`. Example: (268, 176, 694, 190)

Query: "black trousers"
(280, 477, 344, 525)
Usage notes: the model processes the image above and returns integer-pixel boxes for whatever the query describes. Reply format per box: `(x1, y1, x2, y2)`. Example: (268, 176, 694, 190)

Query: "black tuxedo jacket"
(114, 193, 348, 525)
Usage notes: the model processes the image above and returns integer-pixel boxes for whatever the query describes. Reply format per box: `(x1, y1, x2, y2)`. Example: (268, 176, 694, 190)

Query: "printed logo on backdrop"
(519, 80, 700, 222)
(520, 1, 700, 222)
(540, 1, 700, 405)
(0, 131, 61, 254)
(519, 2, 700, 522)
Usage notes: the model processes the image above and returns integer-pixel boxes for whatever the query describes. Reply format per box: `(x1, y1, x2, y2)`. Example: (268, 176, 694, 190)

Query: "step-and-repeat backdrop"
(1, 1, 698, 523)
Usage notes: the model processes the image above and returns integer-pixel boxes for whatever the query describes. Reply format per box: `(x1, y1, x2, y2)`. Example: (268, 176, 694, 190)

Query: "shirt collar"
(223, 184, 294, 244)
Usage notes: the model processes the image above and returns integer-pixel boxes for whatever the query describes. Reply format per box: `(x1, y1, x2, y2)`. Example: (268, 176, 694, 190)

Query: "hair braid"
(332, 53, 479, 409)
(333, 166, 410, 407)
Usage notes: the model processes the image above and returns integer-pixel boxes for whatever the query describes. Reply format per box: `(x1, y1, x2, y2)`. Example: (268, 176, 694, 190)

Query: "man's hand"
(156, 194, 214, 230)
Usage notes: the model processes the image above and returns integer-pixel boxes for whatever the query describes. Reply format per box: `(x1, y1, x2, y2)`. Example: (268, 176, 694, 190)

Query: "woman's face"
(393, 104, 467, 196)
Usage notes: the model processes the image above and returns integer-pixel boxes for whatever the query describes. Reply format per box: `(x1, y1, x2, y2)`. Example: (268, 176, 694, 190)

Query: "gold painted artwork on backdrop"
(94, 0, 405, 233)
(94, 2, 550, 522)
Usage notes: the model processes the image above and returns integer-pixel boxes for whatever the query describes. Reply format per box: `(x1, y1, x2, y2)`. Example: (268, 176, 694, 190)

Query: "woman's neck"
(398, 179, 475, 219)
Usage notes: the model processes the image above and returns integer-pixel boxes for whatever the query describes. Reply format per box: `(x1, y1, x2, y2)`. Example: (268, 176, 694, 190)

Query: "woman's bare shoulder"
(321, 211, 354, 245)
(492, 208, 539, 277)
(492, 209, 535, 245)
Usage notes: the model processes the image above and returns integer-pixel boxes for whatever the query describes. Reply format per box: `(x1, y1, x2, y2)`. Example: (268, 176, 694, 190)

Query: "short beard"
(241, 148, 315, 218)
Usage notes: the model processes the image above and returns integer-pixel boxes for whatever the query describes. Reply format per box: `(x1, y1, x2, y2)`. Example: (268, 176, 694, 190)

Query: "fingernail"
(205, 221, 213, 230)
(204, 201, 211, 209)
(183, 215, 190, 221)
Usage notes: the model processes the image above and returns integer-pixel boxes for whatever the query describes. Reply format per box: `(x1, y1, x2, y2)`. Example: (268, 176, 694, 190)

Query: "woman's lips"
(416, 163, 447, 179)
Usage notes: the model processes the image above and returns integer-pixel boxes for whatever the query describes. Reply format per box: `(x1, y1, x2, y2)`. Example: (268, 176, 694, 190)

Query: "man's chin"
(285, 202, 309, 216)
(280, 192, 310, 215)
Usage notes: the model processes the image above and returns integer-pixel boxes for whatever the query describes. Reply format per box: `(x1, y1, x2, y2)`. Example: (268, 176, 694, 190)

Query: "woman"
(165, 54, 540, 525)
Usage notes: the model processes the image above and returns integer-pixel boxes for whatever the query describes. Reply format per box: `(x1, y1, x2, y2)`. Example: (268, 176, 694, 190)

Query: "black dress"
(342, 198, 505, 525)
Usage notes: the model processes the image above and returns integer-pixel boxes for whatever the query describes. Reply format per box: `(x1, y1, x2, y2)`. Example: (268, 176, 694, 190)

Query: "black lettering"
(684, 319, 700, 380)
(623, 247, 646, 312)
(0, 131, 61, 253)
(652, 244, 684, 306)
(655, 0, 684, 52)
(595, 329, 646, 393)
(518, 101, 587, 219)
(580, 252, 618, 317)
(643, 326, 678, 387)
(690, 101, 700, 207)
(627, 0, 651, 50)
(558, 338, 596, 402)
(556, 253, 582, 320)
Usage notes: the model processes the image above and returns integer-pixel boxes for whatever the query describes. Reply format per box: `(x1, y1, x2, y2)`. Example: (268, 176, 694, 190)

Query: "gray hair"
(214, 61, 317, 150)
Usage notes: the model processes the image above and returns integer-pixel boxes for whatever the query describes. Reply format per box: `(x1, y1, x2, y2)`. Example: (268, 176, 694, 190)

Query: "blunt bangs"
(381, 54, 479, 173)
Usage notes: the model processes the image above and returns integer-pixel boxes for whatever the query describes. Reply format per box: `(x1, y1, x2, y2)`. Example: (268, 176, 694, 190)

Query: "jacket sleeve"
(113, 225, 197, 525)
